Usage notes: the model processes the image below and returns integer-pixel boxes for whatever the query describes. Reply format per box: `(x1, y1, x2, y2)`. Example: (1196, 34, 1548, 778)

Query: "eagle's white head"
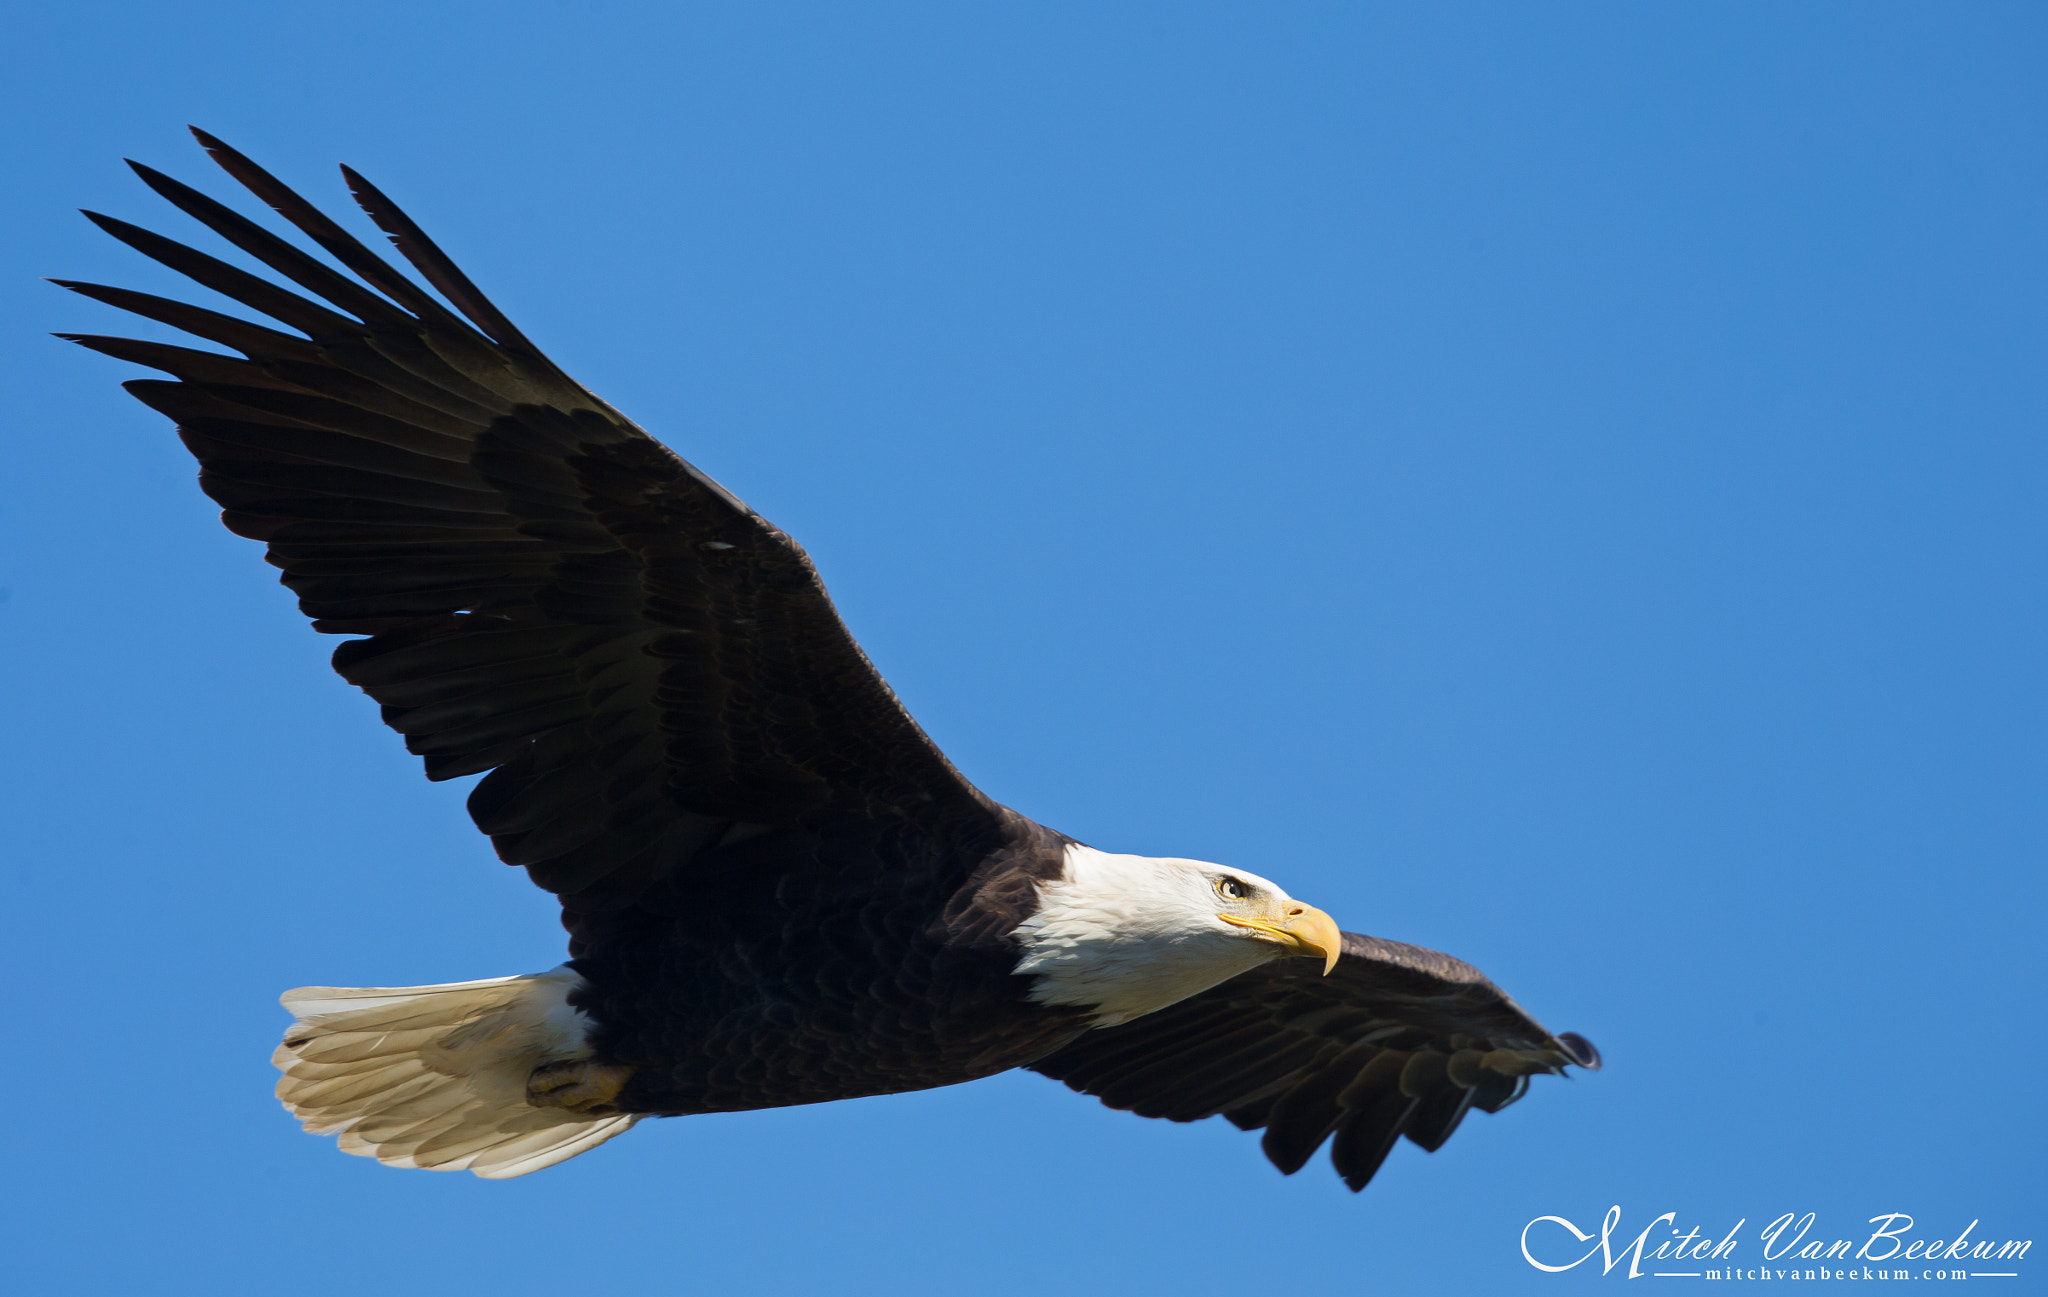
(1011, 844, 1343, 1026)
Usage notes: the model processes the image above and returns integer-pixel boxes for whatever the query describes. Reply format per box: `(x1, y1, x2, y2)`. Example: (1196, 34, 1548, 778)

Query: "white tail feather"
(273, 965, 637, 1179)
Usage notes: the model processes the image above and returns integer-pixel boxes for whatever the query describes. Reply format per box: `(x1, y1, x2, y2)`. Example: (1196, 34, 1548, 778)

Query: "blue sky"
(5, 3, 2043, 1292)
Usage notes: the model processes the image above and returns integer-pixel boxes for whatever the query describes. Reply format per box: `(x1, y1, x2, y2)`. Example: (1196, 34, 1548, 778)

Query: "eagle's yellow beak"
(1218, 903, 1342, 975)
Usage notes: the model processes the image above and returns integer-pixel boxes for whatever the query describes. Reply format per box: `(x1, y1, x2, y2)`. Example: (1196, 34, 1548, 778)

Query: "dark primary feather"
(1028, 931, 1600, 1191)
(58, 129, 1000, 938)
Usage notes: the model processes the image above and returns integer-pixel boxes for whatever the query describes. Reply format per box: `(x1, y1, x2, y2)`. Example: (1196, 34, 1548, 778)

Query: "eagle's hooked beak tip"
(1293, 902, 1341, 976)
(1221, 903, 1341, 974)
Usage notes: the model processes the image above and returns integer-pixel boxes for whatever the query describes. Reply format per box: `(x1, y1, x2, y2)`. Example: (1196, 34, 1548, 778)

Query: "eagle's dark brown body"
(574, 810, 1090, 1114)
(65, 130, 1599, 1188)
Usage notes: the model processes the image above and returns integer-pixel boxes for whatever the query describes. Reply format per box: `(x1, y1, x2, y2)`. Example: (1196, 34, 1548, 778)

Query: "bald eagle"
(59, 130, 1600, 1189)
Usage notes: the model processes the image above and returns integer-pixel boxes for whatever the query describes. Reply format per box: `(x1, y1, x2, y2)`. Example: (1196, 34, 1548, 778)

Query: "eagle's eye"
(1215, 876, 1250, 901)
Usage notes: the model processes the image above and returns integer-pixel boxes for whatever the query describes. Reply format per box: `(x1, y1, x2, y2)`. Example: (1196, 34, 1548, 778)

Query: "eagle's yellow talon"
(526, 1061, 635, 1114)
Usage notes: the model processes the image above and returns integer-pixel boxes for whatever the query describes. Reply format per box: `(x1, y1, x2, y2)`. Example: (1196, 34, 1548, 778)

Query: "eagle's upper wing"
(58, 130, 999, 921)
(1026, 931, 1600, 1191)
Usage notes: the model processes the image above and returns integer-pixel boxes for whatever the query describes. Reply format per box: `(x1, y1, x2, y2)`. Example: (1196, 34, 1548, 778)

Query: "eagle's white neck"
(1010, 844, 1286, 1027)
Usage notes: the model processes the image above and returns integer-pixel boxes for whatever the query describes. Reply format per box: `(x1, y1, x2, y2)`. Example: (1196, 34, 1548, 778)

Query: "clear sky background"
(5, 3, 2043, 1293)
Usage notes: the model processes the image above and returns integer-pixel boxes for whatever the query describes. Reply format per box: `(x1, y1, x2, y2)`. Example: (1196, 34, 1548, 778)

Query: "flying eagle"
(60, 130, 1600, 1188)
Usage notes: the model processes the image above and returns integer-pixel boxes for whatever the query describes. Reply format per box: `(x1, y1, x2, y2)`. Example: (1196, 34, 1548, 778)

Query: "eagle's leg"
(526, 1060, 636, 1115)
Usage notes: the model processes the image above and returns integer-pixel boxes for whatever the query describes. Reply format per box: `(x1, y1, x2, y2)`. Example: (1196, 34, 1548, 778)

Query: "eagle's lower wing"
(58, 130, 997, 923)
(1026, 931, 1600, 1190)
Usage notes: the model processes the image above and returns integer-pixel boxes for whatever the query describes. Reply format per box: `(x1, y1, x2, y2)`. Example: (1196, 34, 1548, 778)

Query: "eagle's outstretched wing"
(1027, 931, 1600, 1190)
(57, 130, 998, 931)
